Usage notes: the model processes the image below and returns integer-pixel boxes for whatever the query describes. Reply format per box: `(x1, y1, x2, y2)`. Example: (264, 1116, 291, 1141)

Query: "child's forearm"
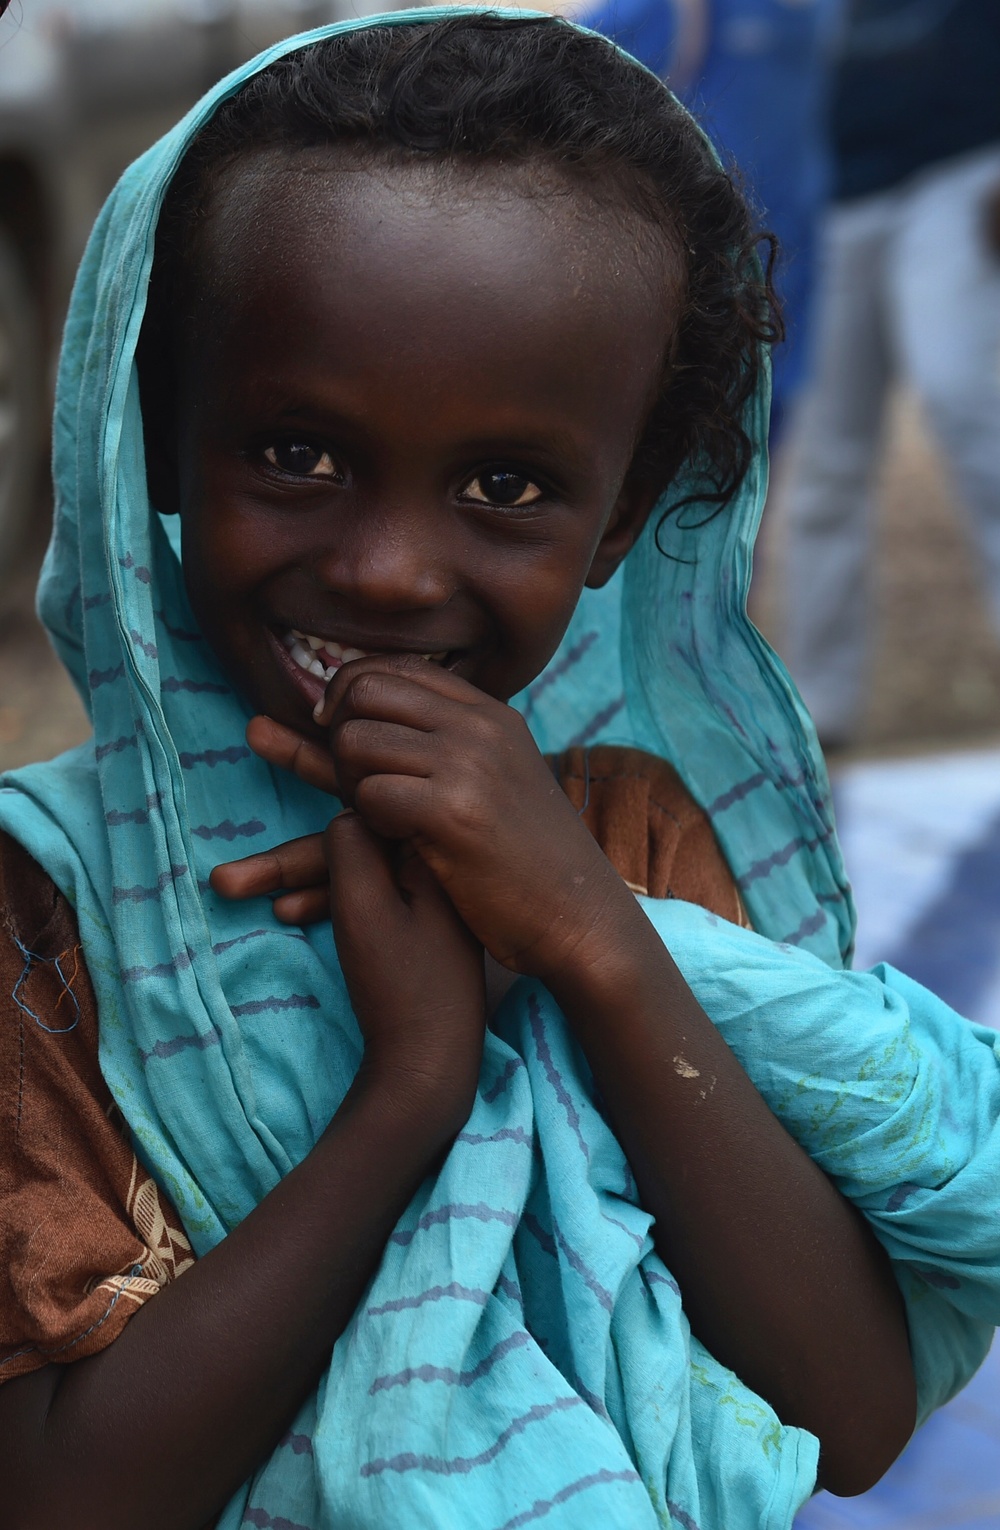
(541, 901, 917, 1498)
(0, 1067, 463, 1530)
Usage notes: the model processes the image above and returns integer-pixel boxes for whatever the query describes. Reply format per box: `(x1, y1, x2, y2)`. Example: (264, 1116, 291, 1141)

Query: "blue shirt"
(581, 0, 838, 421)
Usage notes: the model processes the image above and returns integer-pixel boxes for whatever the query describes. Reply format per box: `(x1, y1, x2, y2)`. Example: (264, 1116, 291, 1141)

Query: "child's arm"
(227, 656, 916, 1496)
(0, 822, 486, 1530)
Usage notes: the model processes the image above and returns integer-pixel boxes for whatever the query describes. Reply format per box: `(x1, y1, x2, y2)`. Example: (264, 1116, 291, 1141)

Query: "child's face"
(164, 154, 679, 735)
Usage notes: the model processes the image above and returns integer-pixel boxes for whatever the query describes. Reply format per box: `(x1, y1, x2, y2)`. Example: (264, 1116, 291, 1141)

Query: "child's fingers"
(315, 654, 483, 729)
(209, 832, 327, 900)
(272, 886, 331, 925)
(352, 772, 437, 844)
(246, 715, 340, 795)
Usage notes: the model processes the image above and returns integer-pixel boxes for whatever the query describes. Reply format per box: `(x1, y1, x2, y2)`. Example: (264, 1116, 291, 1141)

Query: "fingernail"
(313, 699, 326, 723)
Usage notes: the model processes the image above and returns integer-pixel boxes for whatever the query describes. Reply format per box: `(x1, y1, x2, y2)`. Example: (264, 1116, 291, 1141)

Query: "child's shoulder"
(550, 743, 749, 925)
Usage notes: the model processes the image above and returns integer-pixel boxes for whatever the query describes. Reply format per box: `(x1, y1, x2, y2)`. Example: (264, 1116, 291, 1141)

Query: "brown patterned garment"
(0, 744, 746, 1383)
(0, 834, 194, 1385)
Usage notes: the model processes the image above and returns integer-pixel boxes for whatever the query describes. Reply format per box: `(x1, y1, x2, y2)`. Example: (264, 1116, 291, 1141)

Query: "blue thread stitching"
(12, 936, 81, 1034)
(0, 1263, 146, 1370)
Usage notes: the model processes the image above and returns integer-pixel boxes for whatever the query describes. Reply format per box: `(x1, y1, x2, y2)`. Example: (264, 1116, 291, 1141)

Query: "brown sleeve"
(0, 831, 193, 1385)
(551, 745, 751, 927)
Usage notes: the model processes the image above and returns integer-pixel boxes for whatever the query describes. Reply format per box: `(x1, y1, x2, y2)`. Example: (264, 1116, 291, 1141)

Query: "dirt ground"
(1, 391, 1000, 772)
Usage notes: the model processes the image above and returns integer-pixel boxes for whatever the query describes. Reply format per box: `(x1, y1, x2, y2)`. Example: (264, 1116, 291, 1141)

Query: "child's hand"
(213, 661, 632, 980)
(328, 809, 486, 1111)
(209, 714, 335, 925)
(313, 656, 630, 979)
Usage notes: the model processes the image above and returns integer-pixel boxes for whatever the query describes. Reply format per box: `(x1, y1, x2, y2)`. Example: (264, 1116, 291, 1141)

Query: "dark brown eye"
(264, 442, 339, 478)
(461, 470, 543, 508)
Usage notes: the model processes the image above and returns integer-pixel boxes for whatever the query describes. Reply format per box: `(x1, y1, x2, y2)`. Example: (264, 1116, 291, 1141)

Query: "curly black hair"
(142, 14, 781, 524)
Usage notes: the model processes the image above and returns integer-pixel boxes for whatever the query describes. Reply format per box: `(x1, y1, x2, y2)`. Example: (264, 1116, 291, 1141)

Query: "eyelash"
(262, 441, 343, 481)
(259, 440, 552, 510)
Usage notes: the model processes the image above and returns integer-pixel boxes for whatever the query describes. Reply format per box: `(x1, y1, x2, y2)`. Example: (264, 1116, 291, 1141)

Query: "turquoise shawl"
(2, 14, 999, 1529)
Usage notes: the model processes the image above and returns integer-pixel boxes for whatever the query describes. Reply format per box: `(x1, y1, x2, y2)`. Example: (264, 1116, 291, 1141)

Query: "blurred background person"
(781, 0, 1000, 750)
(577, 0, 840, 441)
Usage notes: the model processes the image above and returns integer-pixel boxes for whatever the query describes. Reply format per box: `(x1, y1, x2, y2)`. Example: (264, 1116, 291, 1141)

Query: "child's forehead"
(195, 145, 681, 326)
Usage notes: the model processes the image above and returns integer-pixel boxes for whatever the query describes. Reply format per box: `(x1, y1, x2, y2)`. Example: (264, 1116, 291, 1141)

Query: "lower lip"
(266, 628, 335, 709)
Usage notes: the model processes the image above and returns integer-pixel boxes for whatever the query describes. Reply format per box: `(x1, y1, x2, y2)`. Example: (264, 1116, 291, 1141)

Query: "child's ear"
(585, 477, 662, 589)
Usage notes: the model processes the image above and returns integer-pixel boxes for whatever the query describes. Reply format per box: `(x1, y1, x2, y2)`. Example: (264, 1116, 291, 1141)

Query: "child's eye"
(263, 441, 342, 479)
(459, 469, 544, 509)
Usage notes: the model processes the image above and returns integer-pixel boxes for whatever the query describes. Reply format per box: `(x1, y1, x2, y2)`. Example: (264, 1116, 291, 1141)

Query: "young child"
(1, 14, 999, 1530)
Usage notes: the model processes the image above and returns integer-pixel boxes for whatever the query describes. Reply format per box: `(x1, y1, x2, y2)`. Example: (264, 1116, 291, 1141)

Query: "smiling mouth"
(281, 627, 450, 682)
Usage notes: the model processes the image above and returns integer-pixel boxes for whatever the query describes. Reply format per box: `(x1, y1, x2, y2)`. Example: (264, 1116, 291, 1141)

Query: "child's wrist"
(352, 1046, 479, 1143)
(536, 887, 670, 1022)
(526, 871, 644, 989)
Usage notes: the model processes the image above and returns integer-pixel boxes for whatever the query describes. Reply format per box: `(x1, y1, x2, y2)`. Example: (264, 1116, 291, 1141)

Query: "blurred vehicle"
(0, 0, 379, 569)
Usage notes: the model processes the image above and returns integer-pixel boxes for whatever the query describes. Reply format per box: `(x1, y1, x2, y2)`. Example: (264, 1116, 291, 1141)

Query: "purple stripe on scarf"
(521, 1213, 614, 1312)
(706, 771, 767, 817)
(112, 865, 188, 903)
(121, 947, 195, 983)
(129, 629, 158, 658)
(667, 1501, 703, 1530)
(191, 818, 266, 842)
(139, 1026, 221, 1064)
(367, 1282, 492, 1318)
(457, 1126, 532, 1148)
(494, 1273, 523, 1306)
(230, 993, 320, 1016)
(483, 1056, 526, 1103)
(212, 928, 309, 954)
(528, 994, 589, 1162)
(390, 1202, 519, 1247)
(360, 1396, 583, 1477)
(106, 806, 148, 826)
(493, 1467, 642, 1530)
(780, 907, 827, 946)
(178, 745, 250, 769)
(738, 827, 832, 890)
(96, 733, 137, 761)
(279, 1431, 314, 1456)
(242, 1510, 313, 1530)
(567, 694, 626, 748)
(89, 663, 125, 688)
(370, 1330, 531, 1395)
(156, 609, 202, 641)
(118, 553, 151, 583)
(162, 676, 229, 694)
(521, 630, 599, 716)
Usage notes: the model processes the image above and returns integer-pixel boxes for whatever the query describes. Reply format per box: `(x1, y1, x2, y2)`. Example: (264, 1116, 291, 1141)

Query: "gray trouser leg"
(782, 196, 894, 740)
(892, 144, 1000, 629)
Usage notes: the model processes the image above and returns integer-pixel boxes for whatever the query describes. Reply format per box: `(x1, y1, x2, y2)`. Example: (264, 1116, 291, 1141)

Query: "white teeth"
(283, 628, 451, 678)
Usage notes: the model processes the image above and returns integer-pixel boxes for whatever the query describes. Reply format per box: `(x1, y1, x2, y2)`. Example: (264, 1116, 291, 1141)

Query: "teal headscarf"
(2, 13, 999, 1530)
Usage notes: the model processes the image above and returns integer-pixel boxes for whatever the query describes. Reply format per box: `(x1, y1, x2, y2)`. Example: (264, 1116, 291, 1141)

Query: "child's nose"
(314, 510, 455, 611)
